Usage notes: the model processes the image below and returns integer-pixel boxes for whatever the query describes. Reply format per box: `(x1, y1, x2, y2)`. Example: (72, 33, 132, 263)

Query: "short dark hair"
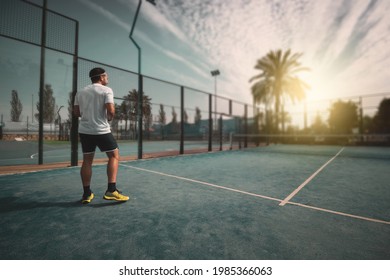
(89, 67, 106, 82)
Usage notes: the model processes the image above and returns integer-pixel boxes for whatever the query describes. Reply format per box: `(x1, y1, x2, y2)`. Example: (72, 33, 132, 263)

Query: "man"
(74, 67, 129, 204)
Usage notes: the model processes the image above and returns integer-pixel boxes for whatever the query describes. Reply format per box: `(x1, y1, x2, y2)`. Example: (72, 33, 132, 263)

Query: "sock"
(83, 186, 91, 196)
(107, 182, 116, 193)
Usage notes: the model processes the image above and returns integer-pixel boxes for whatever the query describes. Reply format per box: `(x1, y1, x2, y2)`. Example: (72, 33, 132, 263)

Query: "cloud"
(327, 0, 381, 75)
(78, 0, 131, 32)
(163, 49, 209, 79)
(141, 1, 188, 43)
(81, 0, 390, 101)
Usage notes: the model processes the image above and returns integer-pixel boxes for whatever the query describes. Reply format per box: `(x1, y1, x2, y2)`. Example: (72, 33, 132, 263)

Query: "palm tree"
(249, 49, 310, 133)
(120, 89, 152, 139)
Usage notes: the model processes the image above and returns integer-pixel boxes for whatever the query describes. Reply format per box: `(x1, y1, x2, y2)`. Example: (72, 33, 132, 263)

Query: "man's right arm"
(106, 103, 115, 121)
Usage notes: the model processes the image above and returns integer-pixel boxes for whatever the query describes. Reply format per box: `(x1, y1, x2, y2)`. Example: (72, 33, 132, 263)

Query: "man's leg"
(103, 149, 129, 201)
(106, 149, 119, 184)
(81, 152, 95, 203)
(81, 152, 95, 186)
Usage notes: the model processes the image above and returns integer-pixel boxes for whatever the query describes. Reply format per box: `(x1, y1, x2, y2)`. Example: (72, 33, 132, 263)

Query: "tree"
(171, 107, 179, 133)
(280, 105, 292, 133)
(143, 101, 152, 139)
(158, 104, 166, 126)
(249, 49, 310, 133)
(10, 90, 23, 122)
(158, 104, 166, 139)
(263, 109, 275, 133)
(194, 107, 202, 126)
(328, 100, 358, 134)
(362, 115, 374, 133)
(109, 104, 122, 135)
(372, 98, 390, 133)
(311, 112, 328, 134)
(118, 97, 132, 136)
(67, 92, 72, 122)
(183, 109, 188, 124)
(120, 89, 152, 138)
(171, 107, 177, 125)
(35, 84, 56, 123)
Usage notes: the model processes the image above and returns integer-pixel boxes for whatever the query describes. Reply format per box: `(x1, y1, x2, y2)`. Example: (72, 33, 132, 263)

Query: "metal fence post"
(137, 74, 143, 159)
(244, 104, 248, 148)
(208, 94, 212, 151)
(70, 21, 79, 166)
(180, 86, 184, 154)
(38, 0, 47, 165)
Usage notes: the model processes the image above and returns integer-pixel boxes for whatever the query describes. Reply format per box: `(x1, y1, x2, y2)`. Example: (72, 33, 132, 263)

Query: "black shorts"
(79, 133, 118, 154)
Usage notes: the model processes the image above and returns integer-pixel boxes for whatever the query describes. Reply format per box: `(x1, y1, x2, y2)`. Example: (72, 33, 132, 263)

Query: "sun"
(301, 69, 335, 102)
(289, 66, 343, 128)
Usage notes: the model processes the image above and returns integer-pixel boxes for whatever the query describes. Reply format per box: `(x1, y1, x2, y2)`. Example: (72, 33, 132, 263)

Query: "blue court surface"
(0, 145, 389, 259)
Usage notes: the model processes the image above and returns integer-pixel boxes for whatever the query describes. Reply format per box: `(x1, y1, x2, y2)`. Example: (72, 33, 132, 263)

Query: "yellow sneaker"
(103, 190, 129, 201)
(81, 192, 94, 204)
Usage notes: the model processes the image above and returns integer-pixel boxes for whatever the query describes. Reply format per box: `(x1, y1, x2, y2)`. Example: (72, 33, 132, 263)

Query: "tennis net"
(229, 133, 390, 159)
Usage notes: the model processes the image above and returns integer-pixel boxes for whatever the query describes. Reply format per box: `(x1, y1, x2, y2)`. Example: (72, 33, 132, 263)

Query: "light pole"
(129, 0, 156, 159)
(211, 69, 220, 131)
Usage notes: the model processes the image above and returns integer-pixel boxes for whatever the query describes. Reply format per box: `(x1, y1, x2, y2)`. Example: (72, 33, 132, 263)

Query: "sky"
(85, 0, 390, 99)
(36, 0, 390, 100)
(1, 0, 390, 123)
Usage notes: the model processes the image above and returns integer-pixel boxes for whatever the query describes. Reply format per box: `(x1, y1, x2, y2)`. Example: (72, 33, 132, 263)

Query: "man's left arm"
(106, 103, 115, 121)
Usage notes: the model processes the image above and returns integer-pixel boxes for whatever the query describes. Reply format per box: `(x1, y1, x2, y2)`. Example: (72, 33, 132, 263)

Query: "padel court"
(0, 145, 389, 259)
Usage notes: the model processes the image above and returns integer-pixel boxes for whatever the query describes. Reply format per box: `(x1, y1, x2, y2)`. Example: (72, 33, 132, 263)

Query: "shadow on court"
(0, 148, 389, 260)
(0, 197, 128, 213)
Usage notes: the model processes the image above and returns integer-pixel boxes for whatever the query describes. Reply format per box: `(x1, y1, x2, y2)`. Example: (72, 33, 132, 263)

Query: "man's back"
(75, 83, 114, 135)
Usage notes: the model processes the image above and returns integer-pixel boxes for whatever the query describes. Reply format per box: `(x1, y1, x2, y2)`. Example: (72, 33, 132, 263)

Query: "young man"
(74, 67, 129, 204)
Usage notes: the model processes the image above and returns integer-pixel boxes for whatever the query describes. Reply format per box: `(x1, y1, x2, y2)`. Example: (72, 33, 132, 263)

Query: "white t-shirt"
(74, 83, 114, 134)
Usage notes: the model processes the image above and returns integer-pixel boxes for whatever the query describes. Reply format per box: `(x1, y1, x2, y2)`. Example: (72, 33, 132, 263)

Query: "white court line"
(279, 147, 345, 206)
(120, 163, 390, 225)
(287, 201, 390, 225)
